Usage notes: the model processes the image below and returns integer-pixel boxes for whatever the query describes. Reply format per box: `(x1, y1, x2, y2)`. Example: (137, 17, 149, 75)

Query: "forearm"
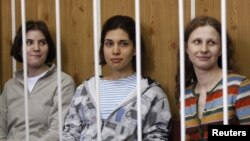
(143, 97, 172, 141)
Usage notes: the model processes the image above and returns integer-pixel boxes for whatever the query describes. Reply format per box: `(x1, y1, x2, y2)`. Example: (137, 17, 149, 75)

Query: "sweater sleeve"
(62, 84, 86, 141)
(142, 87, 172, 141)
(235, 78, 250, 125)
(38, 75, 76, 141)
(0, 83, 8, 140)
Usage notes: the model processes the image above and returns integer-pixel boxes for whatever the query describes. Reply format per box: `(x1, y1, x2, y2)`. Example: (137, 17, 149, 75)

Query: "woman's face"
(25, 30, 48, 69)
(103, 28, 135, 73)
(186, 25, 221, 71)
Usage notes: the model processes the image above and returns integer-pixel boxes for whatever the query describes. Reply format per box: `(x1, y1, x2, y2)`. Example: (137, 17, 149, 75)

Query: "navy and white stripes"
(100, 74, 136, 119)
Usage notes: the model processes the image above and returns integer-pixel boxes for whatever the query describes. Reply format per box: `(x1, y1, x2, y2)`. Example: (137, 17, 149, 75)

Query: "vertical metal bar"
(11, 0, 16, 77)
(221, 0, 229, 125)
(96, 0, 102, 75)
(20, 0, 29, 141)
(135, 0, 142, 140)
(93, 0, 102, 140)
(178, 0, 185, 141)
(55, 0, 63, 140)
(191, 0, 195, 19)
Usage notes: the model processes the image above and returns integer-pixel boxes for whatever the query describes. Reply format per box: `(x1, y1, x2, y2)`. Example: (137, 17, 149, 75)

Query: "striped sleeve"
(235, 78, 250, 124)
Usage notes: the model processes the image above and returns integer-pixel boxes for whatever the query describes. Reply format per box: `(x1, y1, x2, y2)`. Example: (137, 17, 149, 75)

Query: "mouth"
(197, 56, 210, 60)
(30, 55, 42, 58)
(111, 58, 122, 63)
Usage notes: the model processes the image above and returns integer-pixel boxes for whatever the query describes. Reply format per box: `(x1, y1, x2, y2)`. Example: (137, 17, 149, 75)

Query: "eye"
(208, 40, 216, 46)
(26, 39, 33, 46)
(104, 40, 113, 47)
(193, 39, 201, 45)
(119, 41, 129, 47)
(39, 39, 47, 46)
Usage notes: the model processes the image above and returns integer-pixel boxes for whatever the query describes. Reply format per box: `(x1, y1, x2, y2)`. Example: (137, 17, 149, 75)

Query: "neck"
(195, 67, 222, 91)
(105, 70, 135, 80)
(28, 65, 48, 77)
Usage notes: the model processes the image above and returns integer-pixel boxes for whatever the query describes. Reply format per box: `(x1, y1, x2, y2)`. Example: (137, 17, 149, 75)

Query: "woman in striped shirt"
(63, 15, 172, 141)
(175, 16, 250, 141)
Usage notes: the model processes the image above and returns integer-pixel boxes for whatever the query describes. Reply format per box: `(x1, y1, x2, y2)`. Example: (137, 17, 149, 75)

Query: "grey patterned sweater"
(62, 76, 172, 141)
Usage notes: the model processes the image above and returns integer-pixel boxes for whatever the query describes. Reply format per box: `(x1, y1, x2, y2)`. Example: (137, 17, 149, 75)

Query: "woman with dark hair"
(175, 16, 250, 141)
(63, 15, 172, 141)
(0, 21, 75, 141)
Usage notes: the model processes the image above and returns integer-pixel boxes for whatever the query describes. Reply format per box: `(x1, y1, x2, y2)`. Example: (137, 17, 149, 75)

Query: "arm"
(236, 78, 250, 125)
(38, 76, 76, 141)
(142, 88, 172, 141)
(0, 84, 8, 141)
(62, 84, 86, 141)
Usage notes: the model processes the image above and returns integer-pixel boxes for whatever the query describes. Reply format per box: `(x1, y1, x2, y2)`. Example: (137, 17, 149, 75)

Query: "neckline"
(192, 78, 222, 96)
(101, 73, 136, 81)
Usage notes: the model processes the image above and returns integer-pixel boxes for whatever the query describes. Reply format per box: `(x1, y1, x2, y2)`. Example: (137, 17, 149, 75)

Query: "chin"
(28, 63, 45, 68)
(197, 65, 215, 71)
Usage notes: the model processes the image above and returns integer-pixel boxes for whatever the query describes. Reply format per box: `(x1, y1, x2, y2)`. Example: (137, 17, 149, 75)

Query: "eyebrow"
(26, 38, 46, 41)
(104, 39, 129, 42)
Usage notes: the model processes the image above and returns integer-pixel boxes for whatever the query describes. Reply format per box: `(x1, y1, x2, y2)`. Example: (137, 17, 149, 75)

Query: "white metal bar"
(191, 0, 195, 19)
(96, 0, 102, 75)
(135, 0, 142, 140)
(11, 0, 17, 77)
(93, 0, 102, 140)
(221, 0, 228, 125)
(21, 0, 29, 141)
(55, 0, 63, 140)
(178, 0, 185, 141)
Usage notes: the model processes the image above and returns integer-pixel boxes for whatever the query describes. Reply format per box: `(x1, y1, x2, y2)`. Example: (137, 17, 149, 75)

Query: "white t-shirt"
(28, 71, 47, 93)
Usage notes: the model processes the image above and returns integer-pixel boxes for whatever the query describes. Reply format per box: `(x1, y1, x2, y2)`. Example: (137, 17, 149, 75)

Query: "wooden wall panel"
(227, 0, 250, 78)
(1, 0, 250, 119)
(140, 0, 179, 118)
(60, 0, 94, 84)
(0, 0, 12, 92)
(196, 0, 221, 18)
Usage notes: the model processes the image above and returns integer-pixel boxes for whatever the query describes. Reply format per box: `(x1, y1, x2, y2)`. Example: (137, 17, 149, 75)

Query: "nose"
(201, 43, 208, 53)
(33, 43, 40, 52)
(112, 44, 120, 55)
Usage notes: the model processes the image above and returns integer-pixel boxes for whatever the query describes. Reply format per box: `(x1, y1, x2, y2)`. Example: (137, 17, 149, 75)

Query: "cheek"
(186, 47, 191, 55)
(213, 48, 221, 57)
(125, 50, 135, 60)
(26, 49, 32, 55)
(103, 50, 110, 61)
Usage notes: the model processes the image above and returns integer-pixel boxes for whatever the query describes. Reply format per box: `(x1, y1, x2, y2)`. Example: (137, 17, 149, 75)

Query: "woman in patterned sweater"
(175, 16, 250, 141)
(62, 15, 172, 141)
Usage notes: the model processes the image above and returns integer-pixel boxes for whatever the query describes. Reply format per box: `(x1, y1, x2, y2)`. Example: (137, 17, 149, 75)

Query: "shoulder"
(3, 78, 16, 88)
(60, 71, 74, 81)
(142, 77, 167, 98)
(48, 64, 75, 83)
(228, 73, 247, 81)
(228, 73, 250, 85)
(74, 76, 95, 96)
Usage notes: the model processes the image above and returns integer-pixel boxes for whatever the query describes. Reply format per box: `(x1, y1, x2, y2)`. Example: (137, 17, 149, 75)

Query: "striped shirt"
(184, 73, 250, 141)
(100, 74, 136, 119)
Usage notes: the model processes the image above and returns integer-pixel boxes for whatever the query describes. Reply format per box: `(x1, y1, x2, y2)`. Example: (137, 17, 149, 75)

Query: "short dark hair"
(99, 15, 145, 71)
(11, 20, 56, 64)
